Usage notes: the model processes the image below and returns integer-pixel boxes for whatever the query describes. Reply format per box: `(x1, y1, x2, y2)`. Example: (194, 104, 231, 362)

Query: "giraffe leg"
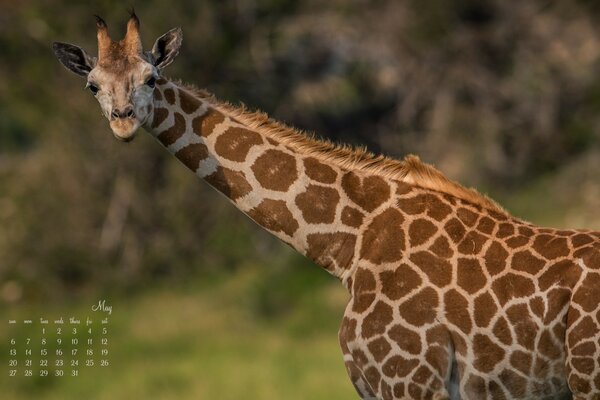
(565, 301, 600, 399)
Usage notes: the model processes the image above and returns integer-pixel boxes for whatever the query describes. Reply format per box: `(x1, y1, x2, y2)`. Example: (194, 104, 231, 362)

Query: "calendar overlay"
(7, 299, 112, 378)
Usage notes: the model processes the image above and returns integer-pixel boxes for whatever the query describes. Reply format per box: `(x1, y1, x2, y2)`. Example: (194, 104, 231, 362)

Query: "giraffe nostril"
(111, 109, 120, 120)
(126, 108, 135, 119)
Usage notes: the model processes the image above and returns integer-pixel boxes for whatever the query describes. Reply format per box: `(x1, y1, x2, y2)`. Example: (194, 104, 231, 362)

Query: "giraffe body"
(52, 14, 600, 400)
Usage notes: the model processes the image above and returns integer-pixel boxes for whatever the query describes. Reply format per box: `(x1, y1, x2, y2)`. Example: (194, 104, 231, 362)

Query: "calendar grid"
(7, 300, 112, 378)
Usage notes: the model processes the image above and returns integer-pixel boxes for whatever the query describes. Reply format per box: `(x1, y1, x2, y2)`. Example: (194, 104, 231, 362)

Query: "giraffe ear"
(150, 27, 183, 70)
(52, 42, 97, 77)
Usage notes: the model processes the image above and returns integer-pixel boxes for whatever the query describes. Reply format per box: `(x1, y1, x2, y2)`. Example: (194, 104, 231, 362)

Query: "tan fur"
(178, 82, 506, 214)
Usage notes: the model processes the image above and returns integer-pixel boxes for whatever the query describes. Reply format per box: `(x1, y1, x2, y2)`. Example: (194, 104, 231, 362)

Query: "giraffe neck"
(143, 78, 367, 285)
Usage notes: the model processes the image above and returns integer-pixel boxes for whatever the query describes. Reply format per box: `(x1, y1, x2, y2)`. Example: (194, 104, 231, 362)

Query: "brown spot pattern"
(174, 143, 209, 171)
(361, 301, 394, 339)
(341, 206, 364, 228)
(178, 89, 201, 113)
(457, 258, 486, 294)
(408, 219, 437, 246)
(295, 184, 340, 224)
(214, 127, 263, 162)
(192, 108, 225, 137)
(252, 149, 298, 191)
(246, 199, 299, 236)
(342, 172, 390, 212)
(360, 208, 405, 264)
(204, 166, 252, 200)
(380, 264, 422, 301)
(399, 287, 438, 326)
(306, 232, 356, 271)
(163, 88, 176, 104)
(304, 157, 337, 184)
(409, 251, 452, 288)
(158, 112, 186, 146)
(151, 107, 169, 128)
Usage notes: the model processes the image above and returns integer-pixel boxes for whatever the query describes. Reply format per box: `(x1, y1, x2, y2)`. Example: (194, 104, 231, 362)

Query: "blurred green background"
(1, 0, 600, 398)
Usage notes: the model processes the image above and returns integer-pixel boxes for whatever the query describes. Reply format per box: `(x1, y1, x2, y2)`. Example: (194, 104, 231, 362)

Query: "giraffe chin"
(109, 119, 140, 142)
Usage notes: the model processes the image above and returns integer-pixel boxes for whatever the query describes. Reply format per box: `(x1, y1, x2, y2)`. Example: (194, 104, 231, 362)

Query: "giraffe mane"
(178, 82, 506, 214)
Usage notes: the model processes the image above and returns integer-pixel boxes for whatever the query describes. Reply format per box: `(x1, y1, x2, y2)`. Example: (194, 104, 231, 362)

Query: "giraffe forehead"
(91, 56, 153, 86)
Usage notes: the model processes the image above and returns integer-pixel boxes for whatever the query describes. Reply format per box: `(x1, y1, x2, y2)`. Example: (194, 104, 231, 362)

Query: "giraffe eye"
(146, 76, 156, 88)
(87, 84, 99, 95)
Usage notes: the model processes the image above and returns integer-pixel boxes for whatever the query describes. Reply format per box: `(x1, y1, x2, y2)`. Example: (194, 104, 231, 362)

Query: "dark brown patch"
(178, 89, 201, 114)
(360, 208, 405, 264)
(465, 375, 487, 398)
(492, 317, 512, 345)
(151, 107, 169, 128)
(361, 301, 394, 339)
(204, 166, 252, 201)
(538, 259, 581, 291)
(412, 365, 433, 385)
(429, 235, 453, 258)
(341, 206, 364, 228)
(363, 366, 381, 393)
(491, 273, 535, 306)
(425, 346, 450, 377)
(153, 88, 163, 101)
(409, 251, 452, 288)
(483, 242, 509, 275)
(174, 143, 209, 170)
(457, 258, 486, 294)
(303, 157, 337, 184)
(499, 369, 527, 398)
(352, 268, 376, 313)
(295, 184, 340, 224)
(496, 223, 514, 238)
(473, 334, 505, 373)
(457, 207, 478, 227)
(444, 289, 472, 334)
(388, 324, 422, 354)
(382, 355, 419, 378)
(572, 233, 594, 248)
(214, 127, 263, 162)
(533, 234, 570, 259)
(398, 194, 452, 220)
(367, 337, 392, 362)
(572, 272, 600, 313)
(476, 216, 495, 235)
(409, 219, 437, 246)
(306, 232, 356, 271)
(537, 329, 562, 359)
(246, 199, 299, 236)
(474, 292, 497, 328)
(396, 181, 413, 195)
(510, 350, 532, 375)
(398, 287, 438, 326)
(251, 149, 298, 191)
(380, 264, 422, 301)
(512, 250, 546, 274)
(529, 297, 545, 320)
(444, 218, 466, 244)
(163, 88, 176, 104)
(506, 304, 537, 349)
(191, 108, 225, 137)
(506, 235, 529, 248)
(157, 112, 186, 146)
(457, 231, 487, 255)
(342, 172, 390, 212)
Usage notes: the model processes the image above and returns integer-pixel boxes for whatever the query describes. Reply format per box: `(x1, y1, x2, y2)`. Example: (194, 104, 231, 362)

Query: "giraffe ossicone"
(53, 13, 600, 400)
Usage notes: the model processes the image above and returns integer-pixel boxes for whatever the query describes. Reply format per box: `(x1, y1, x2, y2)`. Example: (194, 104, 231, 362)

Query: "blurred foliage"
(0, 0, 600, 303)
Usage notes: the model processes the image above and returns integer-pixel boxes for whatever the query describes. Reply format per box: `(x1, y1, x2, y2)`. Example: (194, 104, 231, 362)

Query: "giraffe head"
(52, 12, 182, 141)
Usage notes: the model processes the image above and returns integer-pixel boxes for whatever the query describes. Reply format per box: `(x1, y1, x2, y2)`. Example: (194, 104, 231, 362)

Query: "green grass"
(1, 266, 356, 400)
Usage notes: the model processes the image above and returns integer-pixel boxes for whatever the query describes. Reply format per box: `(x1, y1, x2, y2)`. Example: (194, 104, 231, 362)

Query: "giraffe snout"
(110, 105, 135, 120)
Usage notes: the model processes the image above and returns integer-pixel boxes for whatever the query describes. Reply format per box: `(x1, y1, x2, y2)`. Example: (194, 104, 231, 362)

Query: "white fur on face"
(87, 59, 157, 141)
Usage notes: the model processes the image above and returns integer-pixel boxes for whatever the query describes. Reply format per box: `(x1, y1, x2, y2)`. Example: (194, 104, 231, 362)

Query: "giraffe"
(52, 13, 600, 400)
